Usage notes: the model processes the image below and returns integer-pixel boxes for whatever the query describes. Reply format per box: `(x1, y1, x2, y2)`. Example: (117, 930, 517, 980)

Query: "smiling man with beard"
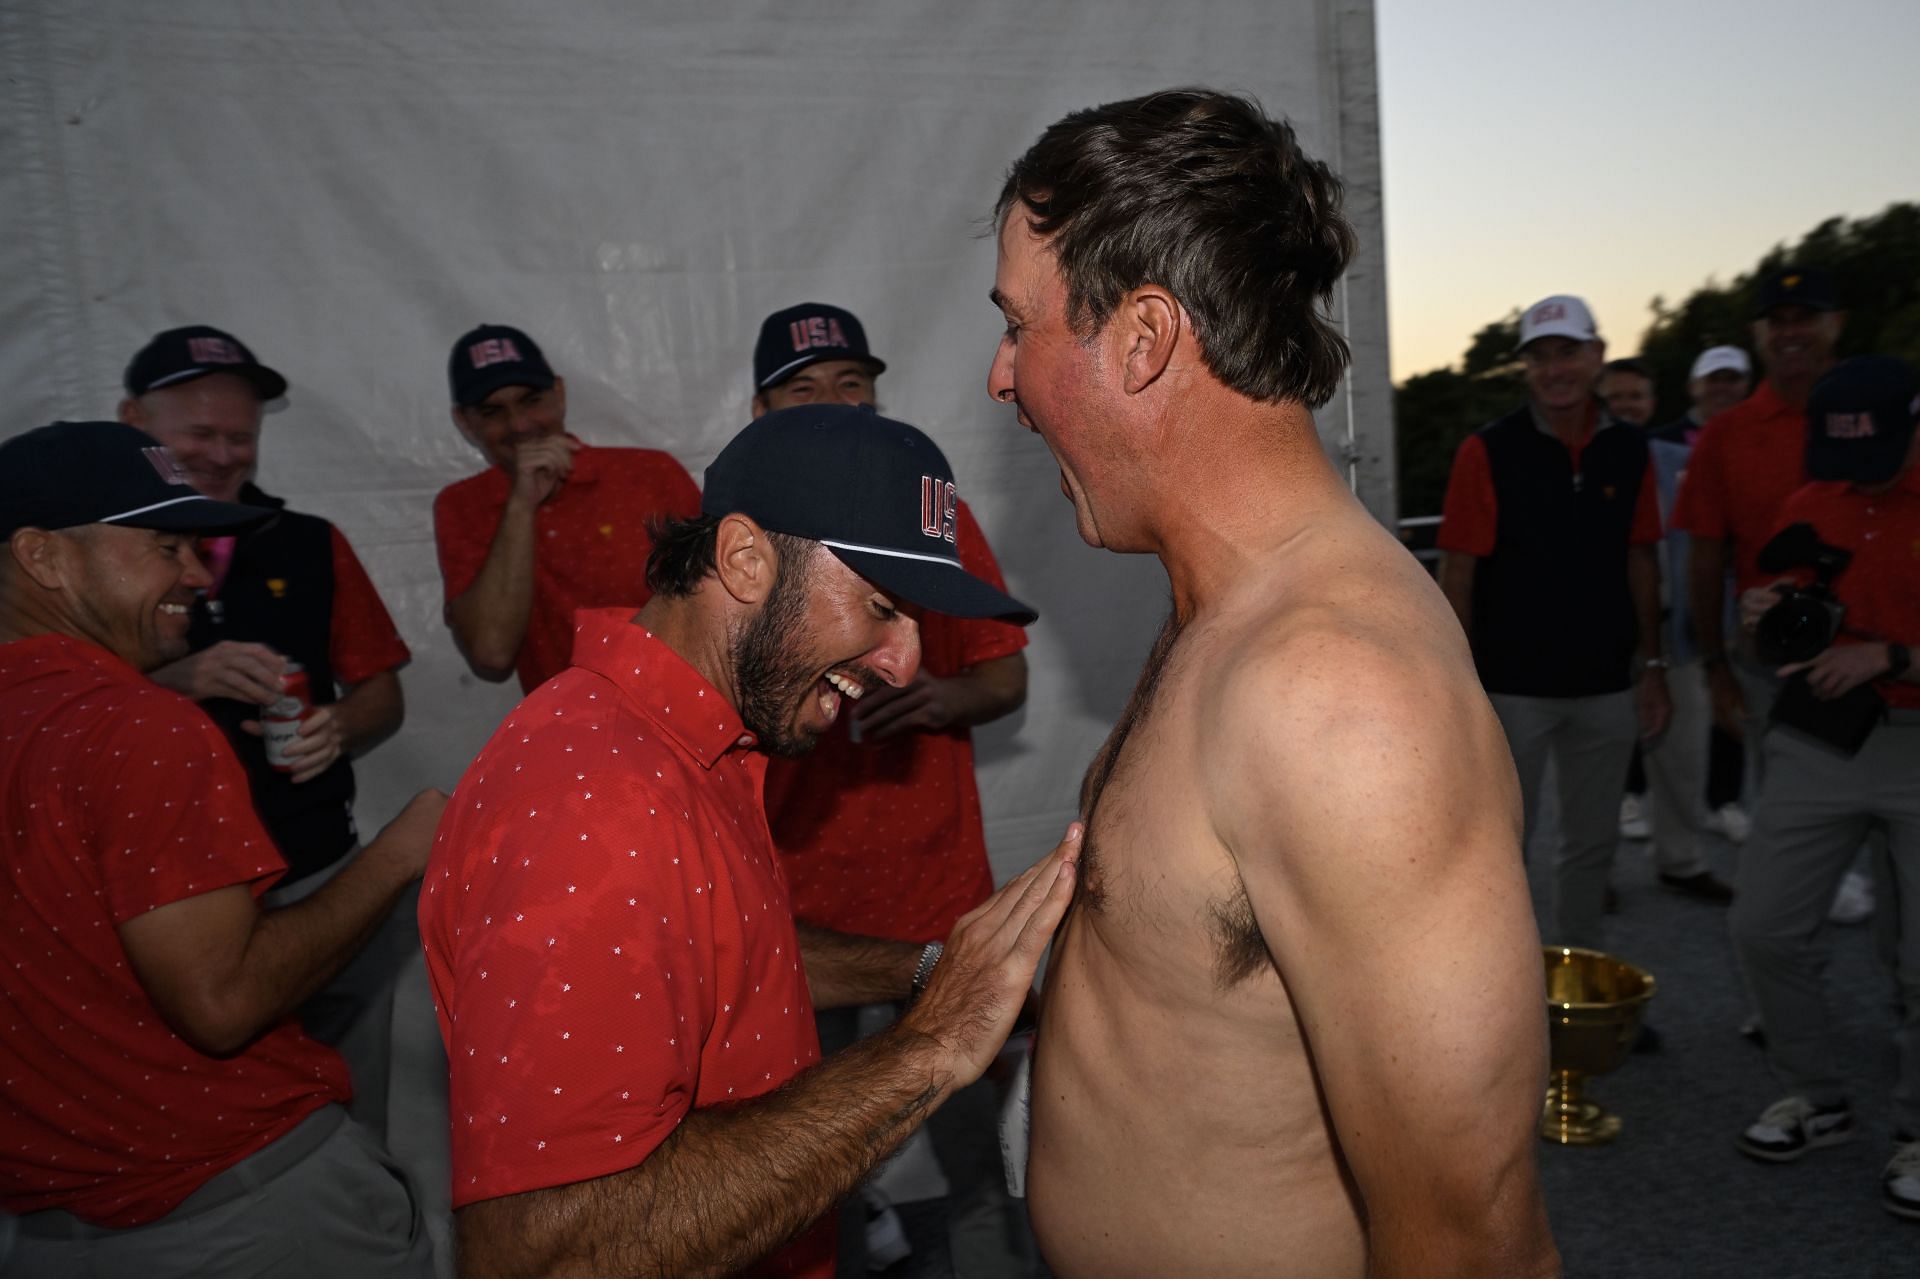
(419, 404, 1075, 1279)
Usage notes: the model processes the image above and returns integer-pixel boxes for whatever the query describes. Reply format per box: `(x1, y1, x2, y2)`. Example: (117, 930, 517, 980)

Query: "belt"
(11, 1103, 345, 1240)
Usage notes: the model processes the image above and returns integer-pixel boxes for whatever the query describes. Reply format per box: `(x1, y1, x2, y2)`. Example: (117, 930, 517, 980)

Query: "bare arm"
(796, 924, 920, 1009)
(1437, 552, 1476, 637)
(334, 669, 403, 757)
(458, 828, 1080, 1279)
(1689, 534, 1746, 735)
(1627, 544, 1671, 740)
(854, 651, 1028, 741)
(117, 789, 446, 1056)
(447, 436, 578, 681)
(1215, 635, 1558, 1279)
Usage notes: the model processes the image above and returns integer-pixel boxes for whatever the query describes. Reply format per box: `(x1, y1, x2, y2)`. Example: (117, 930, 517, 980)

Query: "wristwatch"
(1889, 643, 1912, 677)
(1641, 657, 1670, 672)
(911, 941, 945, 1000)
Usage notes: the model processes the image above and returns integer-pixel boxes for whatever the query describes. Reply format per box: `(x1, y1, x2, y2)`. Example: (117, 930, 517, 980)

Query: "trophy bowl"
(1541, 946, 1655, 1145)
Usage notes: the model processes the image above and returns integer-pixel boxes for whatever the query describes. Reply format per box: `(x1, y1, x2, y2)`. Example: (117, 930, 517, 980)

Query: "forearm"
(335, 670, 403, 758)
(1628, 546, 1663, 662)
(1689, 536, 1730, 661)
(449, 499, 540, 680)
(459, 1022, 956, 1279)
(219, 840, 416, 1047)
(796, 923, 919, 1009)
(946, 653, 1027, 728)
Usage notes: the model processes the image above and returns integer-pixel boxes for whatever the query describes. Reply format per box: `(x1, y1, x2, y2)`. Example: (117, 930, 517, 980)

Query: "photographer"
(1728, 357, 1920, 1223)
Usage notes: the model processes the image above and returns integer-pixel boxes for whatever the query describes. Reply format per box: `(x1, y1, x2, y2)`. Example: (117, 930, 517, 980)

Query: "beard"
(732, 547, 823, 758)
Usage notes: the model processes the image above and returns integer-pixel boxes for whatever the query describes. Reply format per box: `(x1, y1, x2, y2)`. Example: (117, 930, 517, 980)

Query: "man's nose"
(176, 541, 212, 590)
(987, 338, 1017, 412)
(869, 615, 922, 688)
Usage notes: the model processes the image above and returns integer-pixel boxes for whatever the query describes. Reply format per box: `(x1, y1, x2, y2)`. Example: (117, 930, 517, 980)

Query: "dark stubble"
(732, 544, 822, 758)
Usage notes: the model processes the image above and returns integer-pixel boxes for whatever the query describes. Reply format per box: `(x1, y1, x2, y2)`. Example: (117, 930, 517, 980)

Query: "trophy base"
(1541, 1088, 1622, 1145)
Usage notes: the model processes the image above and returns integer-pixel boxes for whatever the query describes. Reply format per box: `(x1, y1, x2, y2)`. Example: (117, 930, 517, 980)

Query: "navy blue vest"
(186, 485, 356, 885)
(1469, 406, 1648, 697)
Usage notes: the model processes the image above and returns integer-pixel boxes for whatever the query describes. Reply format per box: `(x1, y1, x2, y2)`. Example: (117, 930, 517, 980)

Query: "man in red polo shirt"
(748, 301, 1033, 1276)
(1673, 267, 1845, 763)
(1725, 357, 1920, 1222)
(433, 323, 701, 692)
(0, 422, 444, 1276)
(421, 405, 1076, 1279)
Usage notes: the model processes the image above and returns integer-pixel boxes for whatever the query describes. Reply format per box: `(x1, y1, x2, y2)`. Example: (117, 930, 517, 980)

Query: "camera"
(1753, 523, 1851, 665)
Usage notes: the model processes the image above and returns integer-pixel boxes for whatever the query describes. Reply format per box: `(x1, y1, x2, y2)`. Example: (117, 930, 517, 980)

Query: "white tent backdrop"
(0, 0, 1391, 883)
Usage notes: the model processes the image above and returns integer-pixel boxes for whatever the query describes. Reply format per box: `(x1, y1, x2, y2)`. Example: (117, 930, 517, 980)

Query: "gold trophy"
(1541, 947, 1655, 1145)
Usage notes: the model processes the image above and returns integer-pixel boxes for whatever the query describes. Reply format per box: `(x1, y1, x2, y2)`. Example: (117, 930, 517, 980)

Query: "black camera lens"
(1755, 593, 1842, 665)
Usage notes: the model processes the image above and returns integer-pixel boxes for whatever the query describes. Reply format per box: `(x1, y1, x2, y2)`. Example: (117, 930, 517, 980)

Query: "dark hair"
(644, 514, 814, 598)
(995, 87, 1356, 409)
(1601, 358, 1653, 383)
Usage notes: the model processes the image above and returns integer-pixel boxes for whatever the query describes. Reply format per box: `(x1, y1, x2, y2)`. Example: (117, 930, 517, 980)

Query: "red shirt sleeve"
(1671, 419, 1728, 538)
(433, 481, 492, 605)
(1436, 434, 1497, 557)
(91, 692, 286, 920)
(1630, 458, 1663, 546)
(328, 526, 411, 686)
(949, 502, 1029, 670)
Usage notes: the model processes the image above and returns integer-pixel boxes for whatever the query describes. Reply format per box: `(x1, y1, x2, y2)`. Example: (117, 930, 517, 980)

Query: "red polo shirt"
(1769, 468, 1920, 710)
(1438, 425, 1663, 557)
(326, 525, 411, 684)
(1671, 380, 1810, 593)
(0, 635, 349, 1227)
(763, 501, 1027, 943)
(420, 610, 831, 1278)
(433, 442, 702, 692)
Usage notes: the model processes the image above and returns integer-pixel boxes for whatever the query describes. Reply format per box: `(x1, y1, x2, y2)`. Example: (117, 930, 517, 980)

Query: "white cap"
(1516, 295, 1598, 351)
(1689, 345, 1752, 381)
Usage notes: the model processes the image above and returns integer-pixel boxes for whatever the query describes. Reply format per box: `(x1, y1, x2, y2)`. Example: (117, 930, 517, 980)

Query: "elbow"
(170, 993, 263, 1058)
(453, 630, 518, 683)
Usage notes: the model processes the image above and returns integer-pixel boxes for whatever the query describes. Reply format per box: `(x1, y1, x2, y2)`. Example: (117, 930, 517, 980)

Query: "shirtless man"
(988, 88, 1559, 1278)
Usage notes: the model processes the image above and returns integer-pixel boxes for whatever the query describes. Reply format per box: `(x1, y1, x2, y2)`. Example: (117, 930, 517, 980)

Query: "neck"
(633, 590, 739, 708)
(1145, 398, 1355, 622)
(1534, 397, 1593, 439)
(1770, 364, 1832, 413)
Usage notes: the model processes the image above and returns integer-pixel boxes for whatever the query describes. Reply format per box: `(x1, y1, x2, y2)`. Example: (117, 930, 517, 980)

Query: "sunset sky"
(1374, 0, 1919, 382)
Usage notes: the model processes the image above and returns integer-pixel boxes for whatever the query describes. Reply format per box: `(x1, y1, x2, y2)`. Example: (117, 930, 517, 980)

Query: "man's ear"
(550, 376, 568, 420)
(1119, 285, 1182, 395)
(117, 397, 143, 428)
(450, 405, 481, 449)
(9, 528, 70, 591)
(750, 392, 768, 420)
(712, 514, 777, 606)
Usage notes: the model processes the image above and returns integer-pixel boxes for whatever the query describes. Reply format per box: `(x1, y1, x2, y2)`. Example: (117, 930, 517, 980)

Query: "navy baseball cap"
(1805, 357, 1919, 485)
(0, 422, 272, 538)
(702, 405, 1035, 624)
(448, 324, 557, 407)
(123, 325, 288, 400)
(1754, 266, 1838, 318)
(753, 303, 886, 390)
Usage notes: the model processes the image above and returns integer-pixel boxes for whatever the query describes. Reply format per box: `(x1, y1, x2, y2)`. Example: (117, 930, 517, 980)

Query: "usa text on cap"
(124, 325, 288, 401)
(1804, 356, 1919, 485)
(448, 324, 557, 407)
(753, 303, 887, 390)
(1516, 295, 1598, 351)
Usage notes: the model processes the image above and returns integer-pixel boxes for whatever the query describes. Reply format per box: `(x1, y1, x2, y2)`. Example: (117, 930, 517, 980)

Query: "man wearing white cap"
(1439, 294, 1671, 949)
(1651, 345, 1754, 446)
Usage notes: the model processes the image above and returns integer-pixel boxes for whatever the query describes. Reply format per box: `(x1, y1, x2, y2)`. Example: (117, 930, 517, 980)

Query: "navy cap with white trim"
(701, 405, 1036, 625)
(0, 422, 273, 538)
(124, 325, 288, 401)
(752, 303, 886, 391)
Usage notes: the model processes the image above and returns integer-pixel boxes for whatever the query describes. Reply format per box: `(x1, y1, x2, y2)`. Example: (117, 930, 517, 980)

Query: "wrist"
(910, 941, 944, 1001)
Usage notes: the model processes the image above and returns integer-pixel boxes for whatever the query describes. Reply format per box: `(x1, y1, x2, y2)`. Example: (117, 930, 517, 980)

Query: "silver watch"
(911, 941, 945, 999)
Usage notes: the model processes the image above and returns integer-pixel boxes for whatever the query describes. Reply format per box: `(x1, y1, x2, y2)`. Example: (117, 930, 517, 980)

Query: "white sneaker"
(1735, 1095, 1854, 1162)
(1709, 803, 1752, 844)
(1885, 1139, 1920, 1221)
(1829, 869, 1875, 925)
(1619, 794, 1651, 841)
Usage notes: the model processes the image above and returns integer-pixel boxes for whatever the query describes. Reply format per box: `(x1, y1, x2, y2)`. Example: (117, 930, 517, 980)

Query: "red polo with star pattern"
(1671, 380, 1811, 594)
(762, 500, 1027, 943)
(432, 442, 702, 693)
(419, 609, 832, 1279)
(0, 634, 350, 1228)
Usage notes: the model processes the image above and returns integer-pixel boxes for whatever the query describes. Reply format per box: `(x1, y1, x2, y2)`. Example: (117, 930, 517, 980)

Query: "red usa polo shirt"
(1770, 468, 1920, 710)
(326, 525, 411, 684)
(1671, 380, 1810, 593)
(763, 501, 1027, 943)
(0, 635, 349, 1227)
(432, 442, 702, 692)
(420, 610, 831, 1278)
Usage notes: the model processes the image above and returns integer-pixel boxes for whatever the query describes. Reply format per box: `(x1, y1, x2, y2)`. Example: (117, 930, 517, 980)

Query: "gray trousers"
(1643, 659, 1715, 878)
(263, 848, 421, 1143)
(5, 1105, 432, 1278)
(818, 1004, 1041, 1279)
(1730, 714, 1920, 1134)
(1491, 689, 1639, 951)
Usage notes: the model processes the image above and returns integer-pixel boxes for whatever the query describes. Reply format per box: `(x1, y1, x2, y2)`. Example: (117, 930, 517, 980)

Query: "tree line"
(1394, 201, 1920, 521)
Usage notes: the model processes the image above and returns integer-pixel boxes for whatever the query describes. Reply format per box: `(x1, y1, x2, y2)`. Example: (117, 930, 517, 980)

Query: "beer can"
(261, 663, 311, 772)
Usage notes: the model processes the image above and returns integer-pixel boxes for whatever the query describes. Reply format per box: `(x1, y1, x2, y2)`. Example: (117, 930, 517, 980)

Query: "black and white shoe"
(1735, 1096, 1854, 1162)
(1884, 1138, 1920, 1221)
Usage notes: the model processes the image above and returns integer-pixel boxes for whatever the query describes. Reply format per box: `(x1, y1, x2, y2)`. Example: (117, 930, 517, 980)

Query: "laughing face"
(52, 524, 210, 671)
(1520, 337, 1606, 415)
(122, 374, 264, 504)
(1753, 305, 1843, 387)
(733, 541, 920, 757)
